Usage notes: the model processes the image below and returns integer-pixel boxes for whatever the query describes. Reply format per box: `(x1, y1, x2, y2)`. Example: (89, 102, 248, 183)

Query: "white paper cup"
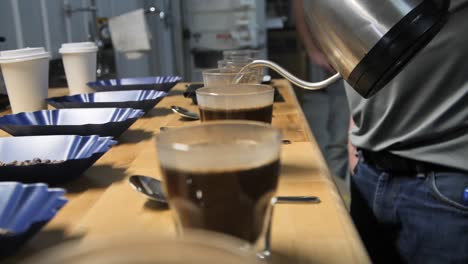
(59, 42, 98, 95)
(0, 47, 50, 113)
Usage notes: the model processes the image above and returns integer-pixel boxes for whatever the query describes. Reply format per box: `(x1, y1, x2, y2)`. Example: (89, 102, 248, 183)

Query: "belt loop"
(357, 149, 364, 163)
(416, 172, 427, 179)
(416, 164, 427, 178)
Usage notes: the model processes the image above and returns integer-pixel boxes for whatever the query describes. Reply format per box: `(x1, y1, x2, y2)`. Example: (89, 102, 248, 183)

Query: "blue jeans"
(351, 159, 468, 264)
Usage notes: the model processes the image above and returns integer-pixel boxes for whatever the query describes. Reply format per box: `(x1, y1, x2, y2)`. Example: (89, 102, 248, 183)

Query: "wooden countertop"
(2, 80, 370, 263)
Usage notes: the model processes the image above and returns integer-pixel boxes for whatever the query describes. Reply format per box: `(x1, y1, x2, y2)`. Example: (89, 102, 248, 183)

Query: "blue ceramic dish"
(0, 108, 144, 138)
(0, 182, 68, 258)
(87, 76, 182, 93)
(0, 135, 117, 184)
(46, 90, 167, 113)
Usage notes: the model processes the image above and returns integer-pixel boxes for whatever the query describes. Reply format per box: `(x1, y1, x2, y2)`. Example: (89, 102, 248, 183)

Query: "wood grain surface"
(2, 80, 370, 263)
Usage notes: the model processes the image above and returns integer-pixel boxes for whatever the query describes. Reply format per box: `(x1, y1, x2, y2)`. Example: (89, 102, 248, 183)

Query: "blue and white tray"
(0, 135, 117, 184)
(87, 76, 182, 93)
(0, 108, 144, 138)
(0, 182, 67, 257)
(46, 90, 167, 113)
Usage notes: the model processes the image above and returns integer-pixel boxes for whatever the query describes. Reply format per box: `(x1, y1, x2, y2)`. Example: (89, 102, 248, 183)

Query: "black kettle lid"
(348, 0, 451, 98)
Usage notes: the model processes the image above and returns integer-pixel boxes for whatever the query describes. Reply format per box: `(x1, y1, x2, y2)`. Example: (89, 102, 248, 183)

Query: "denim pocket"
(427, 171, 468, 213)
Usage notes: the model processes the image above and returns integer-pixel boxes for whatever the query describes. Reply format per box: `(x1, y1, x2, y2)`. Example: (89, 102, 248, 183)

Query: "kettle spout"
(242, 60, 342, 90)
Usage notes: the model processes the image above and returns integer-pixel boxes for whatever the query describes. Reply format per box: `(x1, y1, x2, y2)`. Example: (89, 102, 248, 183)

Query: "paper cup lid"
(59, 42, 98, 54)
(0, 47, 50, 64)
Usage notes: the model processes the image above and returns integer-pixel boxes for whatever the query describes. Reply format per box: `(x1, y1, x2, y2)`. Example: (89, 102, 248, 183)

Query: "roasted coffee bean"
(0, 159, 64, 166)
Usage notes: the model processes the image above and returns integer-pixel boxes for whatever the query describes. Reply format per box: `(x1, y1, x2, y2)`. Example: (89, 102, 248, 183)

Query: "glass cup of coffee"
(156, 121, 282, 247)
(202, 69, 261, 86)
(196, 84, 274, 124)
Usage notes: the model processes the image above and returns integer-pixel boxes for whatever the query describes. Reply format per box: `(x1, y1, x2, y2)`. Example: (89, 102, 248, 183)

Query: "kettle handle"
(244, 60, 342, 90)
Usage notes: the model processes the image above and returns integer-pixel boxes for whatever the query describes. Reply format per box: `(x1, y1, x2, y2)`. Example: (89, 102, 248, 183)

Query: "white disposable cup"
(0, 47, 50, 113)
(59, 42, 98, 95)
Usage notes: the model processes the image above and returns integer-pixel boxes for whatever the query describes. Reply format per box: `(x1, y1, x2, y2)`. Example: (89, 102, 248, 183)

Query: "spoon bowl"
(129, 175, 167, 205)
(171, 106, 199, 120)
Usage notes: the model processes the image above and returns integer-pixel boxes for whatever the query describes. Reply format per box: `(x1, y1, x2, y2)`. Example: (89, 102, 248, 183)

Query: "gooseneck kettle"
(243, 0, 450, 98)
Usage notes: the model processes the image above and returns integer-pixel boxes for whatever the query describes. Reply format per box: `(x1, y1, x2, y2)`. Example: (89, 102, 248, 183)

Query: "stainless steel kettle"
(243, 0, 450, 98)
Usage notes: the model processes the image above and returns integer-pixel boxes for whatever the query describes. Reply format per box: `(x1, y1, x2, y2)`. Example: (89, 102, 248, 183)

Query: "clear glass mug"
(217, 58, 263, 81)
(202, 68, 261, 86)
(196, 84, 274, 124)
(218, 59, 253, 71)
(156, 121, 282, 258)
(22, 230, 261, 264)
(223, 49, 260, 61)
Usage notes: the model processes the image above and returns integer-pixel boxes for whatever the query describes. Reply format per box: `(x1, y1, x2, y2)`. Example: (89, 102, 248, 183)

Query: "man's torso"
(346, 1, 468, 171)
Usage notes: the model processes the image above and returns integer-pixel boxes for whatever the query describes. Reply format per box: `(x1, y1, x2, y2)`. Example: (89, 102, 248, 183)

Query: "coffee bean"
(0, 158, 64, 166)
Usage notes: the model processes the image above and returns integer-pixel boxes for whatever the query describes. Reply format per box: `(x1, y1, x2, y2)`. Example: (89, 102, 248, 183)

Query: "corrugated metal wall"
(0, 0, 179, 78)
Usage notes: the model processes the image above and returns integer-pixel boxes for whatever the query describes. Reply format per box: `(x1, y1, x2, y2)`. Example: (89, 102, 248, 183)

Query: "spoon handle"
(273, 196, 321, 204)
(259, 196, 321, 259)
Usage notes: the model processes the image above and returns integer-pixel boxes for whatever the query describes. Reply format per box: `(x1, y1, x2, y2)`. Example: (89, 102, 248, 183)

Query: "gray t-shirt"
(346, 1, 468, 171)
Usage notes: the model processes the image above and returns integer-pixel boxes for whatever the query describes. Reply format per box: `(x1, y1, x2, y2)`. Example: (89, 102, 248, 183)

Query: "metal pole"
(89, 0, 99, 42)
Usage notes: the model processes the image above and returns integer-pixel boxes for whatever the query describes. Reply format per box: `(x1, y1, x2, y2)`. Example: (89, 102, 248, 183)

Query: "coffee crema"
(199, 104, 273, 123)
(162, 159, 280, 243)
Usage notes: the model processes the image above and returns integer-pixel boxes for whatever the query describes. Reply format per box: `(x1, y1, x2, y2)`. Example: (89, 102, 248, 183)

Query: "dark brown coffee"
(199, 104, 273, 123)
(162, 159, 280, 243)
